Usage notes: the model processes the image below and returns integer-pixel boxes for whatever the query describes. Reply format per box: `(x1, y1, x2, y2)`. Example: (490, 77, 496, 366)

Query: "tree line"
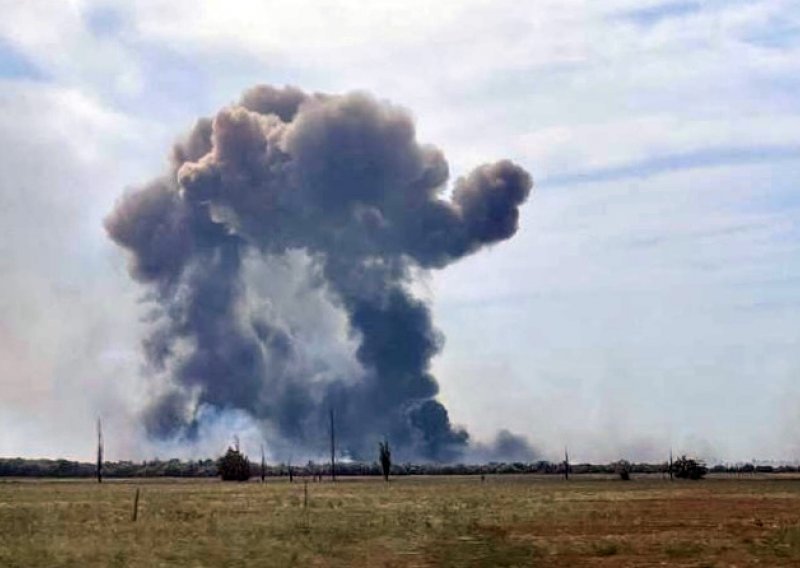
(0, 456, 785, 479)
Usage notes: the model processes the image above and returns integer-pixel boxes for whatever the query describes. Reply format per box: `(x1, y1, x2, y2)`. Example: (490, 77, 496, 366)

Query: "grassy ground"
(2, 475, 800, 566)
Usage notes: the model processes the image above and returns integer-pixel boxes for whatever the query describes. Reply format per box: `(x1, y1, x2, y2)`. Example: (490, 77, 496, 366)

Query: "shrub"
(672, 455, 707, 480)
(218, 447, 251, 481)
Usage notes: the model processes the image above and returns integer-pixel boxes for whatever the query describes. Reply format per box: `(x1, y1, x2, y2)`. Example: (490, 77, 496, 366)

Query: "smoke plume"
(468, 430, 541, 464)
(106, 85, 532, 461)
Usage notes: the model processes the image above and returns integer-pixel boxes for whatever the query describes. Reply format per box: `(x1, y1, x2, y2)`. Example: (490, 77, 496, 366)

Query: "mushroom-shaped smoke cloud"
(106, 85, 532, 462)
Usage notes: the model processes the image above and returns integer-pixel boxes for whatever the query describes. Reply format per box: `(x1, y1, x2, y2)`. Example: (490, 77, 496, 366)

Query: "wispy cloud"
(545, 144, 800, 186)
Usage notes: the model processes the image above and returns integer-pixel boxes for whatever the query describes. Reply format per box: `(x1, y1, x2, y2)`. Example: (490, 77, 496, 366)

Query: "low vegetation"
(0, 457, 787, 479)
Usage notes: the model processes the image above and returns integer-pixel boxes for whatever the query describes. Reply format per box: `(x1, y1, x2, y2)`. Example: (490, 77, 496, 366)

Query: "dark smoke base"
(106, 85, 533, 462)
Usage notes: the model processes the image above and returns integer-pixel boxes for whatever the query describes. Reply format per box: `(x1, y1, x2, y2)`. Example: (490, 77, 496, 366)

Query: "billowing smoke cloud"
(106, 85, 532, 462)
(467, 430, 541, 464)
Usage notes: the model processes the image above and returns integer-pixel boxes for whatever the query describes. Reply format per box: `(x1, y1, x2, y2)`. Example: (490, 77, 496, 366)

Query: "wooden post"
(329, 409, 336, 482)
(132, 488, 140, 522)
(303, 479, 310, 531)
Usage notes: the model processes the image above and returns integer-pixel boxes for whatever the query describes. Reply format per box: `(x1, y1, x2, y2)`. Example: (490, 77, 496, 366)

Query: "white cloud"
(0, 2, 144, 97)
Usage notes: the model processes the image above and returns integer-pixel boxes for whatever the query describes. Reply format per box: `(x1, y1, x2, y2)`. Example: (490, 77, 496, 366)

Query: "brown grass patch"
(2, 475, 800, 566)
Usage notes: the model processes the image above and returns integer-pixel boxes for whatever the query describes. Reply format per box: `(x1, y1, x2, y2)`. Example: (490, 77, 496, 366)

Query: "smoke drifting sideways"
(105, 85, 533, 462)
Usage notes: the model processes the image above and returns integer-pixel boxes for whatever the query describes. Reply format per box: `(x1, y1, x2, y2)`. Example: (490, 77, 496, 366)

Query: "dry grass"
(2, 475, 800, 566)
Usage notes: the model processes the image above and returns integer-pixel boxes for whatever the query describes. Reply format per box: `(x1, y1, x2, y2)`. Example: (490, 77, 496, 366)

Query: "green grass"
(2, 475, 800, 566)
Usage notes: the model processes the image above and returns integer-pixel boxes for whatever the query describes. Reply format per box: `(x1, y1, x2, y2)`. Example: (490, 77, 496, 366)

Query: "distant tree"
(378, 439, 391, 482)
(615, 460, 631, 481)
(218, 447, 251, 482)
(672, 455, 707, 480)
(260, 445, 266, 483)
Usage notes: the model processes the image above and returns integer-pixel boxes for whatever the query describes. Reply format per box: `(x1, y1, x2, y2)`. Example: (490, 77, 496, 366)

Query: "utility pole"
(329, 408, 336, 482)
(96, 418, 104, 484)
(564, 447, 570, 481)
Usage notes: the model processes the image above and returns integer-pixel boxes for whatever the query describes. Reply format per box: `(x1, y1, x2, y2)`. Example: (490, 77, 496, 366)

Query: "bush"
(672, 455, 707, 480)
(218, 447, 251, 481)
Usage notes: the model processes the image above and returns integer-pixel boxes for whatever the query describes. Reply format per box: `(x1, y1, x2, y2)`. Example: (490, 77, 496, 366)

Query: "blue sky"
(0, 0, 798, 463)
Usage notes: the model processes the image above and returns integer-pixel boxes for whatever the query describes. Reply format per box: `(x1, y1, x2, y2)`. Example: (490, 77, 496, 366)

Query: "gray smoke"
(106, 85, 532, 461)
(467, 430, 541, 464)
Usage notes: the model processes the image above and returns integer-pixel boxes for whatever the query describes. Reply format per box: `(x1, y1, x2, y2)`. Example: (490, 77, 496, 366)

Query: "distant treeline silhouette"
(0, 458, 792, 478)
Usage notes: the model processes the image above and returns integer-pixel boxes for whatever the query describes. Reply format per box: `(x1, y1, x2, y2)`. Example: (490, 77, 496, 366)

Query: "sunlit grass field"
(2, 475, 800, 566)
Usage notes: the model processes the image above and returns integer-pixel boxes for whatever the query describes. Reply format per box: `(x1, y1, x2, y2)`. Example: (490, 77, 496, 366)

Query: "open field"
(3, 475, 800, 566)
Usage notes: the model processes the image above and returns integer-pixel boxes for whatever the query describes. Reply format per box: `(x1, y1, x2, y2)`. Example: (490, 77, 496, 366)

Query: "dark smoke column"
(106, 85, 532, 462)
